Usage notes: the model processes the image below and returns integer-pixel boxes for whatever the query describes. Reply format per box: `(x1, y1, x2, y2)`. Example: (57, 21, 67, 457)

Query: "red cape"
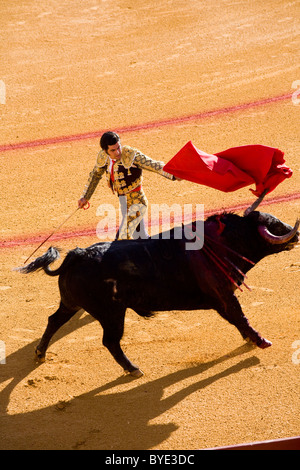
(163, 142, 292, 196)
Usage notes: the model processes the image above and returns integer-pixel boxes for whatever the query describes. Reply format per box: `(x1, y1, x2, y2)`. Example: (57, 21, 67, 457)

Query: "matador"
(78, 131, 176, 240)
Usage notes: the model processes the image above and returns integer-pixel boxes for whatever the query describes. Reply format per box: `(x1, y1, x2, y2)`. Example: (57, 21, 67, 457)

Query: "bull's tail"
(16, 246, 64, 276)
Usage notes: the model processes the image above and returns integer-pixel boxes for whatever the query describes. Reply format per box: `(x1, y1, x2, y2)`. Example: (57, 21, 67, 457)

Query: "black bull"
(18, 211, 299, 377)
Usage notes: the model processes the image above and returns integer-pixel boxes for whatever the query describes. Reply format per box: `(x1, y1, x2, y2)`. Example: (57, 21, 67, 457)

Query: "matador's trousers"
(117, 189, 149, 240)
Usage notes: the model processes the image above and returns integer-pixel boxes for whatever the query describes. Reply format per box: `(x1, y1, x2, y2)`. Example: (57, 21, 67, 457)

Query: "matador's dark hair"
(100, 131, 120, 151)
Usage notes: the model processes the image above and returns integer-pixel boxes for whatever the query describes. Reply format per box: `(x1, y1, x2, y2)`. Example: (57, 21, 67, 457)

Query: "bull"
(17, 211, 299, 377)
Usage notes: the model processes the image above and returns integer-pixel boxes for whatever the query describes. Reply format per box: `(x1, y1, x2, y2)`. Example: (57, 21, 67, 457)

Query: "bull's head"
(244, 191, 299, 251)
(247, 211, 299, 252)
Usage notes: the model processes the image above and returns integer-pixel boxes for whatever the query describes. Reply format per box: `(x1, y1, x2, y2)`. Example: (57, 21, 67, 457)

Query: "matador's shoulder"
(96, 150, 109, 167)
(121, 145, 139, 169)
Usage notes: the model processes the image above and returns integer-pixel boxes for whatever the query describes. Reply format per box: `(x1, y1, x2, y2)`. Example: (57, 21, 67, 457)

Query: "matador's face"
(106, 141, 122, 160)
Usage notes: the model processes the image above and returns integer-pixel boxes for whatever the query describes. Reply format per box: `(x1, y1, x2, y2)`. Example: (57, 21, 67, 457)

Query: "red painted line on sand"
(1, 190, 300, 249)
(0, 92, 292, 153)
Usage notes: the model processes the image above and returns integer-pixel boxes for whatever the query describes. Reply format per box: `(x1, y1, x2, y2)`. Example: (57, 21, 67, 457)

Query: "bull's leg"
(101, 308, 144, 378)
(216, 294, 272, 349)
(35, 302, 79, 362)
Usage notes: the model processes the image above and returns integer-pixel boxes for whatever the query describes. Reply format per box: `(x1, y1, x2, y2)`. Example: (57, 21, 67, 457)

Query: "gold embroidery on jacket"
(82, 146, 174, 200)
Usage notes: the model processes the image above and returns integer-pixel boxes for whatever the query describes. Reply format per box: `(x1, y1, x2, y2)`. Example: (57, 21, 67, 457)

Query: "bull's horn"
(258, 219, 300, 244)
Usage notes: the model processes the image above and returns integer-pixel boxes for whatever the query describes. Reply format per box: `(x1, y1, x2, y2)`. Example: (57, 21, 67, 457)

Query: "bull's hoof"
(129, 368, 144, 378)
(245, 337, 272, 349)
(258, 338, 272, 349)
(35, 348, 45, 363)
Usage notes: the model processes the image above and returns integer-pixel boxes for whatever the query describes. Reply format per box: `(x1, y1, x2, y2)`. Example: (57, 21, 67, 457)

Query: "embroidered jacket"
(82, 145, 174, 199)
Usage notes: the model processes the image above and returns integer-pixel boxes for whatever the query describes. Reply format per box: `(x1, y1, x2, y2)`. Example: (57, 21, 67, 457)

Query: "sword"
(23, 202, 90, 264)
(244, 188, 269, 216)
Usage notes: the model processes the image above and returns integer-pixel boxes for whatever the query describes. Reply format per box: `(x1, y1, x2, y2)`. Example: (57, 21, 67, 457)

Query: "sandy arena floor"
(0, 0, 299, 450)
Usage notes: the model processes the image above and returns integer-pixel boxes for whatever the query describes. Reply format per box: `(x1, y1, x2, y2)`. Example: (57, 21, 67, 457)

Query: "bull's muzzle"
(258, 218, 300, 245)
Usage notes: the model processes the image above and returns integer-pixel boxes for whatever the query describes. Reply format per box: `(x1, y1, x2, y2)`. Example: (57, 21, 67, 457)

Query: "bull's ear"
(245, 211, 269, 227)
(246, 211, 275, 227)
(244, 210, 261, 220)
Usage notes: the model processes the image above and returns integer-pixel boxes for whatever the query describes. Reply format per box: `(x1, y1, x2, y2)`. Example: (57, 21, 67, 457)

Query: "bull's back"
(58, 239, 209, 313)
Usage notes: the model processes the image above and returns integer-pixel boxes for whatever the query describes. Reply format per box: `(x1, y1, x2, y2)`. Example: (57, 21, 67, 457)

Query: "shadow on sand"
(0, 315, 259, 450)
